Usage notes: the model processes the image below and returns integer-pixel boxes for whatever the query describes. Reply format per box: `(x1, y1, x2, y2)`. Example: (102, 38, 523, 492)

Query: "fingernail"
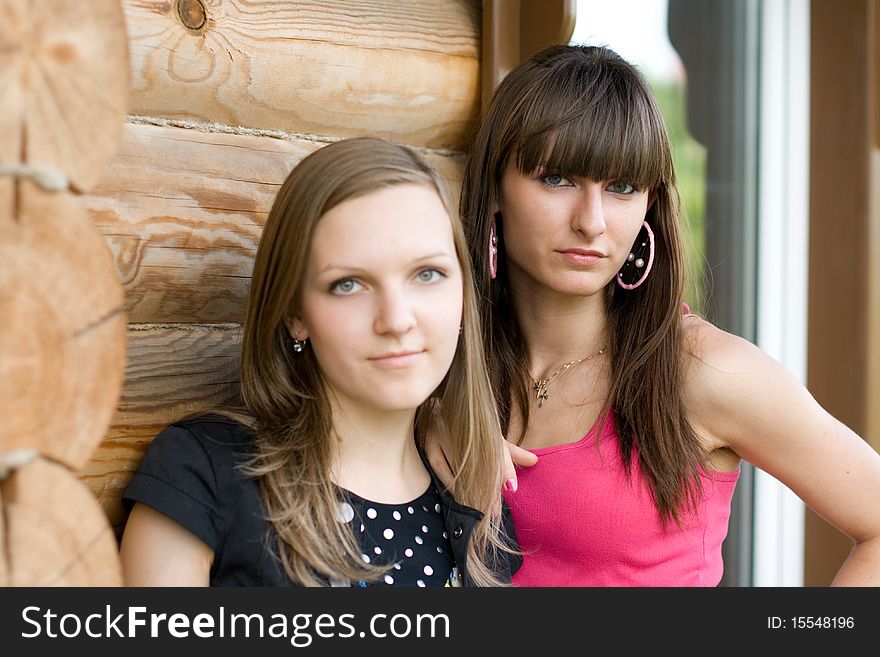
(505, 478, 517, 493)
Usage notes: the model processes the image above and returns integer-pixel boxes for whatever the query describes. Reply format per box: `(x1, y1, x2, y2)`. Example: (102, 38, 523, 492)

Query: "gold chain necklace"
(531, 343, 608, 408)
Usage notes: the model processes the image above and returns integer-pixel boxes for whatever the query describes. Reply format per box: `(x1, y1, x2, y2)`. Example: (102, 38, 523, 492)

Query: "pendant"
(533, 379, 550, 408)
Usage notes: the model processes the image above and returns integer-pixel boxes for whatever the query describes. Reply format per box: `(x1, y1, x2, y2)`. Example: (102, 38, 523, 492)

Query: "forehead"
(503, 73, 667, 189)
(309, 184, 455, 265)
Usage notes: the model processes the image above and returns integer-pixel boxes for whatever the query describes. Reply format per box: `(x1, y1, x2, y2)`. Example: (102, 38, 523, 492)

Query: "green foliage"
(651, 79, 707, 313)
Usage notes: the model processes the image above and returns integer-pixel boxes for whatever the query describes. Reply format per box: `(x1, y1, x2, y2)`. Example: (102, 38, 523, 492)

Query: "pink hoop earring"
(489, 219, 498, 280)
(616, 221, 655, 290)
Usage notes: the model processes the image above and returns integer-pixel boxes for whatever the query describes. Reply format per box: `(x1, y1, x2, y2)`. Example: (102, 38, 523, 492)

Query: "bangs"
(509, 61, 670, 190)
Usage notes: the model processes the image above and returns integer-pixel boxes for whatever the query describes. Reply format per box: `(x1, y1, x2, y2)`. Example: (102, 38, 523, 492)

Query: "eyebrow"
(316, 251, 456, 275)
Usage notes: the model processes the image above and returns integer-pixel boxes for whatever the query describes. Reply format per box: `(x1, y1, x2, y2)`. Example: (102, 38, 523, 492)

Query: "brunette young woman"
(431, 44, 880, 586)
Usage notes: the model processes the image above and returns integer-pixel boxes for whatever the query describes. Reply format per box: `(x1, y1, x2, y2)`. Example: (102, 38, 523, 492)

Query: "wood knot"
(177, 0, 207, 31)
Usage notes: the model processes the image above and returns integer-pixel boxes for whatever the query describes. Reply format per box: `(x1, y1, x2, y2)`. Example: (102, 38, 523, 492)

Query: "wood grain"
(0, 1, 23, 223)
(0, 0, 129, 192)
(3, 457, 122, 586)
(0, 183, 127, 470)
(80, 323, 241, 534)
(83, 121, 466, 323)
(123, 0, 481, 149)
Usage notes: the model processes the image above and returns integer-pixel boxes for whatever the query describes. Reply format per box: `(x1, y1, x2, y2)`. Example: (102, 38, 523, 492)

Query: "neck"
(509, 275, 610, 378)
(328, 397, 428, 503)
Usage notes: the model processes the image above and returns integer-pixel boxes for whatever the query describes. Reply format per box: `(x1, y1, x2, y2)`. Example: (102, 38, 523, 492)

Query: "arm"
(119, 422, 227, 587)
(120, 503, 213, 586)
(684, 319, 880, 585)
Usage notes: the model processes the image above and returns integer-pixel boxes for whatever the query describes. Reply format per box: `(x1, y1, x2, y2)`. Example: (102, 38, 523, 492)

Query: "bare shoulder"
(679, 316, 803, 452)
(681, 316, 774, 387)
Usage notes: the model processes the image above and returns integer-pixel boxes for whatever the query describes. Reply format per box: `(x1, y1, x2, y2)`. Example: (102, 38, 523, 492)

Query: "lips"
(368, 350, 425, 369)
(558, 248, 605, 266)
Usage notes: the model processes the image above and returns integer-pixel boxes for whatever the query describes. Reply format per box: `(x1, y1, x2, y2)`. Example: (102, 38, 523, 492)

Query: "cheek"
(304, 314, 362, 389)
(613, 207, 648, 251)
(425, 285, 463, 343)
(299, 298, 357, 352)
(501, 222, 528, 257)
(500, 196, 557, 255)
(500, 216, 541, 264)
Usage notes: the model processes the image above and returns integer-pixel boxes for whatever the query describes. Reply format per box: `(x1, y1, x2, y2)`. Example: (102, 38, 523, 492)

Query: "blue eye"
(541, 173, 573, 187)
(416, 268, 445, 283)
(330, 279, 362, 295)
(607, 182, 636, 194)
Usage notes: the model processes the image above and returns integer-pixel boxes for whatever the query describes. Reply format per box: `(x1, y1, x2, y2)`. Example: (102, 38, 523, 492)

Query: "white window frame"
(753, 0, 810, 587)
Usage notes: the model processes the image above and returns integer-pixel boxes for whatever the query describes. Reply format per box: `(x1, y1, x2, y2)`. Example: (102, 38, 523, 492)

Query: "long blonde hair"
(239, 137, 508, 585)
(463, 45, 704, 524)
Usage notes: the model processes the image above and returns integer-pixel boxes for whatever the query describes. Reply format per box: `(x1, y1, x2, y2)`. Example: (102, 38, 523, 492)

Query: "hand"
(424, 421, 537, 493)
(503, 440, 539, 492)
(424, 427, 455, 491)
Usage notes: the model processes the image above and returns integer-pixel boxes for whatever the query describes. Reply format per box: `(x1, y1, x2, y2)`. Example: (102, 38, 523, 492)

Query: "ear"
(647, 190, 658, 212)
(284, 316, 308, 341)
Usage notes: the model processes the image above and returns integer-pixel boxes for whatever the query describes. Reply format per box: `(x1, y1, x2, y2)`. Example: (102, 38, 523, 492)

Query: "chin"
(366, 385, 441, 414)
(339, 394, 421, 415)
(369, 398, 433, 414)
(550, 280, 608, 298)
(535, 270, 608, 297)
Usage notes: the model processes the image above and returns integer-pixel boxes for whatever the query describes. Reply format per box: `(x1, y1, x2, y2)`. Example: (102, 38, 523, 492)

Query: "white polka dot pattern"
(338, 502, 355, 523)
(339, 484, 456, 588)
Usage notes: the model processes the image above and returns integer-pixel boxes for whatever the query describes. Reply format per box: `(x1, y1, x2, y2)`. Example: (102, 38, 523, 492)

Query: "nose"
(373, 286, 417, 336)
(571, 182, 606, 239)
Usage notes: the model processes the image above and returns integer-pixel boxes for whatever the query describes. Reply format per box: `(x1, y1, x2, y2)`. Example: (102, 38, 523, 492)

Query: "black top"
(123, 416, 517, 586)
(343, 488, 457, 587)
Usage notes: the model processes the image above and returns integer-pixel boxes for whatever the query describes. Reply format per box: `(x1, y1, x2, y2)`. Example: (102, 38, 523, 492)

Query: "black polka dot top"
(338, 484, 460, 587)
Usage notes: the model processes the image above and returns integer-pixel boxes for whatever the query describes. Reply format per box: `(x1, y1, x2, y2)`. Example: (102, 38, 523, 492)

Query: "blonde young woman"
(431, 44, 880, 586)
(120, 137, 517, 587)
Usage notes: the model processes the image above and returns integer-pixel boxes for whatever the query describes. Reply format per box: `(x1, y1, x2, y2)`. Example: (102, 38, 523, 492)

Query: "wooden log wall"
(78, 0, 480, 535)
(1, 0, 129, 584)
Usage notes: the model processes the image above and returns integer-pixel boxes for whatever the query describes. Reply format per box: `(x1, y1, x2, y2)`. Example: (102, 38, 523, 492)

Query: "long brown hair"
(462, 45, 704, 523)
(239, 137, 508, 585)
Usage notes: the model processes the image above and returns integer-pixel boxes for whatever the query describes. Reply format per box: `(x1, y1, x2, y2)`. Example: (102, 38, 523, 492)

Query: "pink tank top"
(504, 414, 739, 586)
